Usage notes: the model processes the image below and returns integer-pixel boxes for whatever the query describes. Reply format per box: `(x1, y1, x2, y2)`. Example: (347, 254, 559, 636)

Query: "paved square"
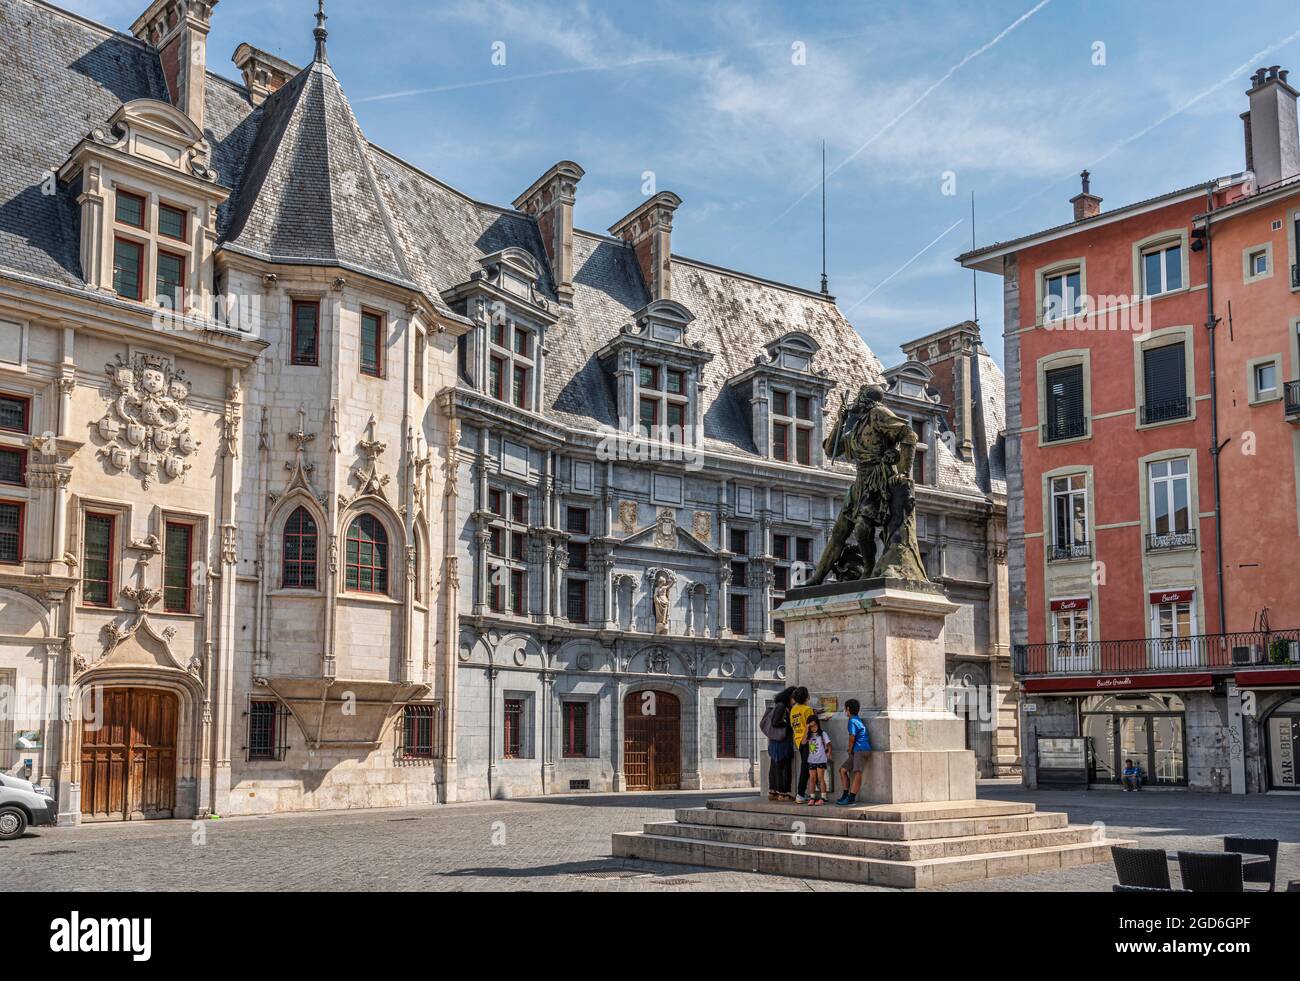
(4, 782, 1296, 891)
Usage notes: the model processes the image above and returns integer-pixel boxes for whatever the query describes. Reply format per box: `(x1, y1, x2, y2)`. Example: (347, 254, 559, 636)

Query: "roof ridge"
(26, 0, 148, 47)
(671, 253, 836, 302)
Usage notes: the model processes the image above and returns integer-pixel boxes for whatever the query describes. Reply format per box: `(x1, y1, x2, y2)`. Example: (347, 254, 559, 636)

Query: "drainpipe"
(1204, 185, 1229, 634)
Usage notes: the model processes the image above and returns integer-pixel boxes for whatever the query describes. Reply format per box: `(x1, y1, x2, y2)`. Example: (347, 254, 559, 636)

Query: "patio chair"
(1112, 846, 1172, 889)
(1223, 836, 1278, 892)
(1113, 884, 1182, 893)
(1177, 851, 1243, 893)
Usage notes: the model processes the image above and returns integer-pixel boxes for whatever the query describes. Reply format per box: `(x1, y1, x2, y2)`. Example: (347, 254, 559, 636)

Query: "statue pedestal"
(776, 578, 974, 804)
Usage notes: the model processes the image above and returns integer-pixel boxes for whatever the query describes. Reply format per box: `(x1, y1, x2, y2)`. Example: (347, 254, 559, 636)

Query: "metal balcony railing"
(1041, 416, 1088, 443)
(1292, 262, 1300, 289)
(1014, 628, 1300, 678)
(1048, 541, 1092, 562)
(1145, 529, 1197, 552)
(1141, 396, 1191, 425)
(1286, 380, 1300, 418)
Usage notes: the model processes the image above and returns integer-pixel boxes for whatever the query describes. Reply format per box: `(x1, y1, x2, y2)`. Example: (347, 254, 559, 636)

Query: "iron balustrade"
(1014, 628, 1300, 677)
(1292, 262, 1300, 289)
(1286, 380, 1300, 417)
(1141, 396, 1191, 425)
(1146, 529, 1197, 551)
(1048, 540, 1092, 562)
(1041, 416, 1088, 443)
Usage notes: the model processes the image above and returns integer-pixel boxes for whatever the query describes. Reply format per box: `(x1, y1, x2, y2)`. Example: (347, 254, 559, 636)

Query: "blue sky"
(72, 0, 1300, 367)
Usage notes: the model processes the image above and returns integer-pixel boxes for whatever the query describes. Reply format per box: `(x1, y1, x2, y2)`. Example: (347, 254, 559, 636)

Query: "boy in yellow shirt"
(789, 687, 815, 803)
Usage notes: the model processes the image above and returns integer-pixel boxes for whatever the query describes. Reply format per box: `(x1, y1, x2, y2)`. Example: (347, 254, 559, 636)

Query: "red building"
(960, 67, 1300, 794)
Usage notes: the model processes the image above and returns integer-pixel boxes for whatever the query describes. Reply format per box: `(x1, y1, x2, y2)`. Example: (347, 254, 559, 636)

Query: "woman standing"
(765, 687, 796, 801)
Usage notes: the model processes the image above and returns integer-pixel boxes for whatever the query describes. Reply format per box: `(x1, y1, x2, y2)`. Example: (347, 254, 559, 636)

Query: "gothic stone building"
(0, 0, 1015, 821)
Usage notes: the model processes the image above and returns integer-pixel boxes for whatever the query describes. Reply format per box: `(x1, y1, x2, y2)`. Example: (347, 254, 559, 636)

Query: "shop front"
(1236, 669, 1300, 792)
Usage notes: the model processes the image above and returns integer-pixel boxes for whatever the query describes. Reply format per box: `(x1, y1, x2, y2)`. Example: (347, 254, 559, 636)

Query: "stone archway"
(623, 689, 681, 790)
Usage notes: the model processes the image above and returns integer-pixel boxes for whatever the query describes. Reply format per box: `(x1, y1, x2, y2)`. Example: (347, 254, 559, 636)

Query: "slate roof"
(3, 0, 892, 463)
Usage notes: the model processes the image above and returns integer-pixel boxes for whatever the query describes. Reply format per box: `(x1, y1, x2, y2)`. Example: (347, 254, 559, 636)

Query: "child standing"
(835, 699, 872, 806)
(788, 687, 814, 803)
(804, 717, 832, 805)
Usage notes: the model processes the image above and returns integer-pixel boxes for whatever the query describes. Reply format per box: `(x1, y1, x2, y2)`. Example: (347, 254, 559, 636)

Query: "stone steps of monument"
(677, 805, 1069, 841)
(611, 830, 1127, 888)
(706, 796, 1037, 823)
(647, 817, 1099, 861)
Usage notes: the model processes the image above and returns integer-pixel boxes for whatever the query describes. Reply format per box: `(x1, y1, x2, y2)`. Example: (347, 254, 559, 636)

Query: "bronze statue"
(806, 384, 928, 585)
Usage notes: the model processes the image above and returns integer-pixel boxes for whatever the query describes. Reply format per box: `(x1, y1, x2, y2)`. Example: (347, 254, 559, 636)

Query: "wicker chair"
(1178, 851, 1243, 892)
(1223, 836, 1278, 892)
(1112, 846, 1173, 889)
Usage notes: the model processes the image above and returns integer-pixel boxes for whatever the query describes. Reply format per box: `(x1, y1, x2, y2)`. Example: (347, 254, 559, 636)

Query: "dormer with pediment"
(595, 299, 713, 449)
(883, 359, 944, 486)
(56, 98, 229, 321)
(447, 247, 559, 416)
(728, 331, 835, 466)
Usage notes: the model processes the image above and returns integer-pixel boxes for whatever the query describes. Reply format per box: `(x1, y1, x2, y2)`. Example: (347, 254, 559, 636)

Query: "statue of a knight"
(806, 384, 929, 585)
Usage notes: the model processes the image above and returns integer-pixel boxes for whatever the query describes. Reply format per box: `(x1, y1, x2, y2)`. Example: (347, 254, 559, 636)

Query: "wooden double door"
(81, 688, 178, 821)
(623, 690, 680, 791)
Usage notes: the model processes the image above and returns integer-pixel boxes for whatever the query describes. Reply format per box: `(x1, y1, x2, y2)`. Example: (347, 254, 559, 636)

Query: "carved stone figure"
(808, 384, 928, 585)
(653, 508, 676, 549)
(650, 569, 674, 634)
(95, 354, 197, 488)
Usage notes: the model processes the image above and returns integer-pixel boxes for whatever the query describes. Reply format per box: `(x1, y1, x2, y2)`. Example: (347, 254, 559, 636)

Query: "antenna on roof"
(820, 141, 830, 296)
(970, 191, 978, 324)
(314, 0, 329, 64)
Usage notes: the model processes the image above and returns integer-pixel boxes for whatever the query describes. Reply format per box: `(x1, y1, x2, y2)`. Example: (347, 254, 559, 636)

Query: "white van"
(0, 773, 57, 839)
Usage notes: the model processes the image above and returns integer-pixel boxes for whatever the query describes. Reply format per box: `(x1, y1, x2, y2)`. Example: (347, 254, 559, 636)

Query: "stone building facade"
(0, 0, 1015, 821)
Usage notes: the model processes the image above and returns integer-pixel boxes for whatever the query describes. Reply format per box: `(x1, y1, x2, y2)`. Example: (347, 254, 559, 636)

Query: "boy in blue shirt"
(1122, 758, 1143, 791)
(835, 699, 872, 806)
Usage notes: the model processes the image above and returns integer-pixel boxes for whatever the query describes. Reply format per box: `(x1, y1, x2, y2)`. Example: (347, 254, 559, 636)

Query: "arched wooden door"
(623, 690, 681, 791)
(81, 688, 178, 821)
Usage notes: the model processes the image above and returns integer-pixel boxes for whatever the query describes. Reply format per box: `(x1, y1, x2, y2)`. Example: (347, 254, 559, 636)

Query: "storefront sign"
(1235, 668, 1300, 689)
(1149, 589, 1194, 605)
(1050, 597, 1089, 612)
(1024, 672, 1213, 695)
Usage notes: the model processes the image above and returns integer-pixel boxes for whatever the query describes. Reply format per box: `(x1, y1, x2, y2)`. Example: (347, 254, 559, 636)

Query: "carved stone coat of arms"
(96, 354, 198, 489)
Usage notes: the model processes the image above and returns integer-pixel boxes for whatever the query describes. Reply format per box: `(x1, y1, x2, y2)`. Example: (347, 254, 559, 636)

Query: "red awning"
(1235, 669, 1300, 690)
(1024, 673, 1214, 695)
(1150, 589, 1194, 605)
(1050, 597, 1089, 612)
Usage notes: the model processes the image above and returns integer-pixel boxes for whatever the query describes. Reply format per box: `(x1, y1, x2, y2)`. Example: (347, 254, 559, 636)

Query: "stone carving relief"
(692, 510, 712, 543)
(340, 417, 390, 508)
(618, 500, 638, 534)
(95, 354, 197, 489)
(648, 568, 675, 635)
(653, 508, 676, 549)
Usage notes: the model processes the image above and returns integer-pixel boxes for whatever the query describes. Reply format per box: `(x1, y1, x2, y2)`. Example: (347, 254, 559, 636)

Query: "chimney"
(131, 0, 217, 130)
(1245, 65, 1300, 188)
(1069, 170, 1103, 221)
(609, 192, 682, 301)
(513, 161, 585, 305)
(232, 44, 299, 107)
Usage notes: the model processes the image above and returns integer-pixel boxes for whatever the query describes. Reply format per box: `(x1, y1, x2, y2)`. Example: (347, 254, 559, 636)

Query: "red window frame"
(155, 249, 186, 309)
(566, 577, 588, 622)
(666, 401, 685, 443)
(360, 310, 384, 378)
(163, 521, 194, 613)
(796, 427, 812, 466)
(639, 397, 659, 436)
(489, 575, 505, 613)
(716, 705, 739, 758)
(772, 421, 791, 461)
(344, 513, 389, 595)
(512, 364, 529, 409)
(157, 202, 188, 241)
(282, 506, 319, 590)
(291, 300, 321, 367)
(562, 701, 587, 757)
(0, 499, 23, 565)
(729, 594, 748, 636)
(567, 541, 588, 571)
(488, 488, 504, 516)
(639, 364, 660, 391)
(0, 394, 30, 433)
(488, 527, 503, 557)
(113, 237, 144, 301)
(796, 395, 812, 421)
(511, 494, 528, 524)
(510, 569, 526, 615)
(0, 447, 26, 487)
(796, 538, 814, 564)
(489, 356, 505, 400)
(504, 698, 524, 759)
(666, 369, 686, 395)
(773, 390, 790, 417)
(566, 507, 589, 535)
(513, 328, 531, 357)
(402, 704, 436, 759)
(730, 528, 749, 555)
(115, 189, 147, 229)
(510, 531, 525, 562)
(82, 511, 116, 606)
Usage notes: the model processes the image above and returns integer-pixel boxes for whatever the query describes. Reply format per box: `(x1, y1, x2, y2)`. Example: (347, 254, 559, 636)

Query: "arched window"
(411, 536, 422, 602)
(345, 514, 388, 594)
(282, 507, 318, 590)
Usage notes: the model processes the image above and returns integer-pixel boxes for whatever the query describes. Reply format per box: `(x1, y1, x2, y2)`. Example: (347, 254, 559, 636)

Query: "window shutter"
(1143, 343, 1186, 403)
(1046, 365, 1083, 435)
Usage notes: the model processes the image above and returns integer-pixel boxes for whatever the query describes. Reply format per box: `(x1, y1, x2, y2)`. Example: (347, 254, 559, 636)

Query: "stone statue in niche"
(650, 569, 675, 635)
(808, 384, 927, 585)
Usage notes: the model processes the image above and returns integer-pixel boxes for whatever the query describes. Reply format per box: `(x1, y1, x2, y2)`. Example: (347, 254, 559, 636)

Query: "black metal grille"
(399, 703, 442, 760)
(1048, 541, 1092, 562)
(1146, 529, 1196, 551)
(1292, 262, 1300, 289)
(1141, 397, 1191, 425)
(1286, 380, 1300, 416)
(1014, 628, 1300, 677)
(247, 700, 289, 761)
(1041, 415, 1088, 443)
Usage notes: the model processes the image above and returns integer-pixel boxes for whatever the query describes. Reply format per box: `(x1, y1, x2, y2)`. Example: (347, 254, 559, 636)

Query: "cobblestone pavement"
(2, 781, 1297, 892)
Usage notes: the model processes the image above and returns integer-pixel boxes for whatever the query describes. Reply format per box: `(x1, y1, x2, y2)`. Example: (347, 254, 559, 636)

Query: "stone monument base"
(612, 796, 1129, 887)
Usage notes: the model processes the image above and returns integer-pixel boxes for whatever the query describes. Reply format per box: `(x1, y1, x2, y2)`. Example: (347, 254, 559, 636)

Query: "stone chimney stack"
(1245, 66, 1300, 188)
(232, 44, 298, 107)
(513, 161, 585, 305)
(1069, 170, 1103, 222)
(131, 0, 217, 131)
(610, 192, 682, 302)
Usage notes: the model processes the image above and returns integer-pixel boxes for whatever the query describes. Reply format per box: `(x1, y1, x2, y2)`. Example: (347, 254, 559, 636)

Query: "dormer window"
(487, 317, 535, 411)
(158, 203, 187, 241)
(771, 388, 815, 465)
(637, 359, 688, 443)
(109, 185, 195, 311)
